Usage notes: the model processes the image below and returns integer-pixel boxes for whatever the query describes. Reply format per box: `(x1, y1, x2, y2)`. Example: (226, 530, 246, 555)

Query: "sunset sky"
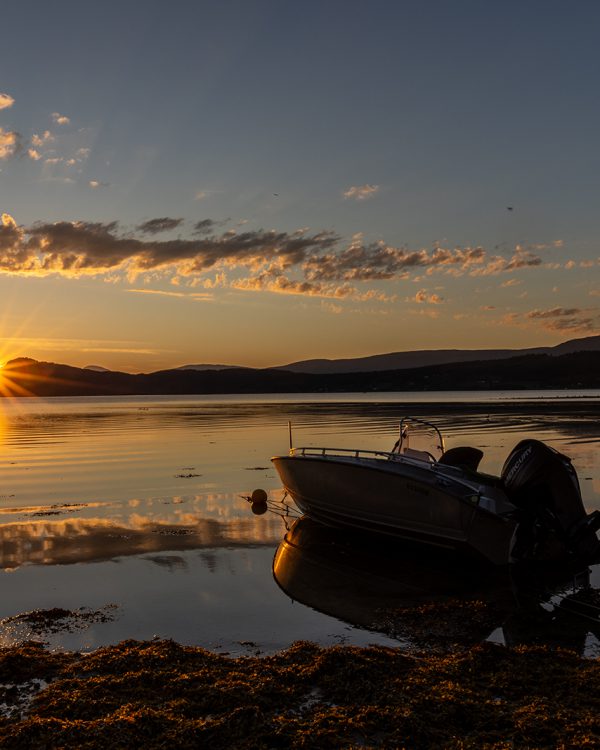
(1, 0, 599, 372)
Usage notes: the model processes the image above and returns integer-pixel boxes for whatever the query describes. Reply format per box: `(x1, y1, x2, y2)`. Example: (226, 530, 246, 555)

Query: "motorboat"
(271, 418, 600, 566)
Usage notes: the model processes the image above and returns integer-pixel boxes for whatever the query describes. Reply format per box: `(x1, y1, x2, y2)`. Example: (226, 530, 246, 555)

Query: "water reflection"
(273, 517, 600, 656)
(0, 495, 284, 569)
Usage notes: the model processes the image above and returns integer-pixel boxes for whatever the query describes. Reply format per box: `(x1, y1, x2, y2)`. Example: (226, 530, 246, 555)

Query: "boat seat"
(402, 447, 435, 462)
(438, 446, 484, 472)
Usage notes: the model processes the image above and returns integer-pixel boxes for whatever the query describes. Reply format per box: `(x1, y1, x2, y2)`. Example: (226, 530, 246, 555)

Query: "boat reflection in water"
(272, 516, 600, 655)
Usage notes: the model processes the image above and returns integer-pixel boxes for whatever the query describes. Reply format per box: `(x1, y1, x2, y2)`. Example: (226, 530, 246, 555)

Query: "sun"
(0, 359, 37, 398)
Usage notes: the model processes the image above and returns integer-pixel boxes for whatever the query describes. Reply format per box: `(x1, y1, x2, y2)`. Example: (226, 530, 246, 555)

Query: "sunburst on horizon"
(0, 359, 39, 400)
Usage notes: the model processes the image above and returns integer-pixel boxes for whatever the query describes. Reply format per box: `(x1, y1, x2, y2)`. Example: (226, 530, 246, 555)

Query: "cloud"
(137, 218, 184, 235)
(304, 240, 486, 282)
(0, 213, 21, 249)
(537, 316, 597, 332)
(414, 289, 444, 304)
(192, 219, 231, 235)
(0, 93, 15, 110)
(51, 112, 70, 125)
(343, 184, 379, 201)
(498, 306, 599, 334)
(0, 128, 21, 160)
(500, 278, 522, 287)
(526, 307, 583, 320)
(524, 307, 599, 331)
(232, 269, 394, 303)
(0, 212, 575, 309)
(409, 308, 440, 319)
(195, 190, 212, 201)
(193, 219, 215, 235)
(232, 269, 357, 299)
(63, 148, 90, 168)
(31, 130, 54, 147)
(498, 312, 521, 326)
(469, 245, 542, 277)
(126, 289, 213, 300)
(321, 301, 343, 314)
(0, 215, 340, 279)
(26, 132, 90, 175)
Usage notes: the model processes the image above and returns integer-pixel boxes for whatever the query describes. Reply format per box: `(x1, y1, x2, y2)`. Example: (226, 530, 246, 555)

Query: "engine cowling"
(501, 439, 600, 562)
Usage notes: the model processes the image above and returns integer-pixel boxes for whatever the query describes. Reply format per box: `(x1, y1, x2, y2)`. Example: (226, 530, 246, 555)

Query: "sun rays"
(0, 358, 93, 400)
(0, 360, 41, 399)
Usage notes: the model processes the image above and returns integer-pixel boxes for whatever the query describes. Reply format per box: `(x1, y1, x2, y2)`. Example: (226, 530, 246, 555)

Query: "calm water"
(0, 392, 599, 655)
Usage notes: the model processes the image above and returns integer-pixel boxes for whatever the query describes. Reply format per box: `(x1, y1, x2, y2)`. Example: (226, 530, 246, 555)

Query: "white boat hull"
(272, 454, 517, 565)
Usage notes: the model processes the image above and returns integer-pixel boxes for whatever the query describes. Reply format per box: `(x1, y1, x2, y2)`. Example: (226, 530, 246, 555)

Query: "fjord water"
(0, 393, 599, 654)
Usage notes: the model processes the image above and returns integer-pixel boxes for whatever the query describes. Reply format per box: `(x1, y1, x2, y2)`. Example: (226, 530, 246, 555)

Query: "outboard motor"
(501, 439, 600, 563)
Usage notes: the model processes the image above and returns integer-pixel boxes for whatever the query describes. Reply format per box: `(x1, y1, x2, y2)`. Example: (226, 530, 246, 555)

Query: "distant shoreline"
(3, 349, 600, 397)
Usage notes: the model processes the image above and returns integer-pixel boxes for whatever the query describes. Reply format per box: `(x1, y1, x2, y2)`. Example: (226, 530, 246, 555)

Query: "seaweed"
(0, 638, 599, 748)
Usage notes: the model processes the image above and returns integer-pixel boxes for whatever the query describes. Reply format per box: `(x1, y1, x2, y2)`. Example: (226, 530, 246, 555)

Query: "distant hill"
(174, 335, 600, 374)
(2, 349, 600, 397)
(175, 364, 242, 371)
(274, 335, 600, 374)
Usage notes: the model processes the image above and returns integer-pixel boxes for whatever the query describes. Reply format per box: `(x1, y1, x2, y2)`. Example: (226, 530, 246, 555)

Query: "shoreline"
(1, 638, 599, 748)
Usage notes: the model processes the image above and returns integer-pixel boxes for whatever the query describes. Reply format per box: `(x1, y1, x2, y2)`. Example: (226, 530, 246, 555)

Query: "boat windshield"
(394, 417, 445, 461)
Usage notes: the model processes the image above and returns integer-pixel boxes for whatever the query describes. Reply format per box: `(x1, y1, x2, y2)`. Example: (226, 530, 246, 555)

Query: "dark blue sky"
(1, 1, 599, 369)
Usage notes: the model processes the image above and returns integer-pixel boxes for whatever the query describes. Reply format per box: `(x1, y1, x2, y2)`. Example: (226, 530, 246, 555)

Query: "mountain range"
(2, 334, 600, 397)
(179, 334, 600, 374)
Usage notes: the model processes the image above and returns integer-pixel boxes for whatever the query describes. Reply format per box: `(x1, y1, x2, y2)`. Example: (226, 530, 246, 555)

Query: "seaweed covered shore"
(1, 638, 599, 748)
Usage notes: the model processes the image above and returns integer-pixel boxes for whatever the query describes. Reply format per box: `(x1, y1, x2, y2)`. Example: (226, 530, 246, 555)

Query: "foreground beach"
(1, 638, 599, 748)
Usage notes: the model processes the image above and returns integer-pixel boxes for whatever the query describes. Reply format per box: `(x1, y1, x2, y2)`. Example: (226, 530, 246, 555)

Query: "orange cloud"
(232, 270, 357, 299)
(51, 112, 70, 125)
(469, 245, 542, 277)
(0, 128, 20, 159)
(0, 93, 15, 110)
(414, 289, 444, 304)
(31, 130, 54, 147)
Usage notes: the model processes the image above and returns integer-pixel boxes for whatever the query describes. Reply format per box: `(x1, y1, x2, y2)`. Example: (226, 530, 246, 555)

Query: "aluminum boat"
(272, 418, 600, 566)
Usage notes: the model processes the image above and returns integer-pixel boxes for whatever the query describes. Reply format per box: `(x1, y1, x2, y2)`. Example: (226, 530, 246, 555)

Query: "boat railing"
(289, 446, 437, 465)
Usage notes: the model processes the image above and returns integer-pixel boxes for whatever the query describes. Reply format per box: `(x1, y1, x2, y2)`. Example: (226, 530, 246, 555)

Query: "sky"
(1, 0, 599, 372)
